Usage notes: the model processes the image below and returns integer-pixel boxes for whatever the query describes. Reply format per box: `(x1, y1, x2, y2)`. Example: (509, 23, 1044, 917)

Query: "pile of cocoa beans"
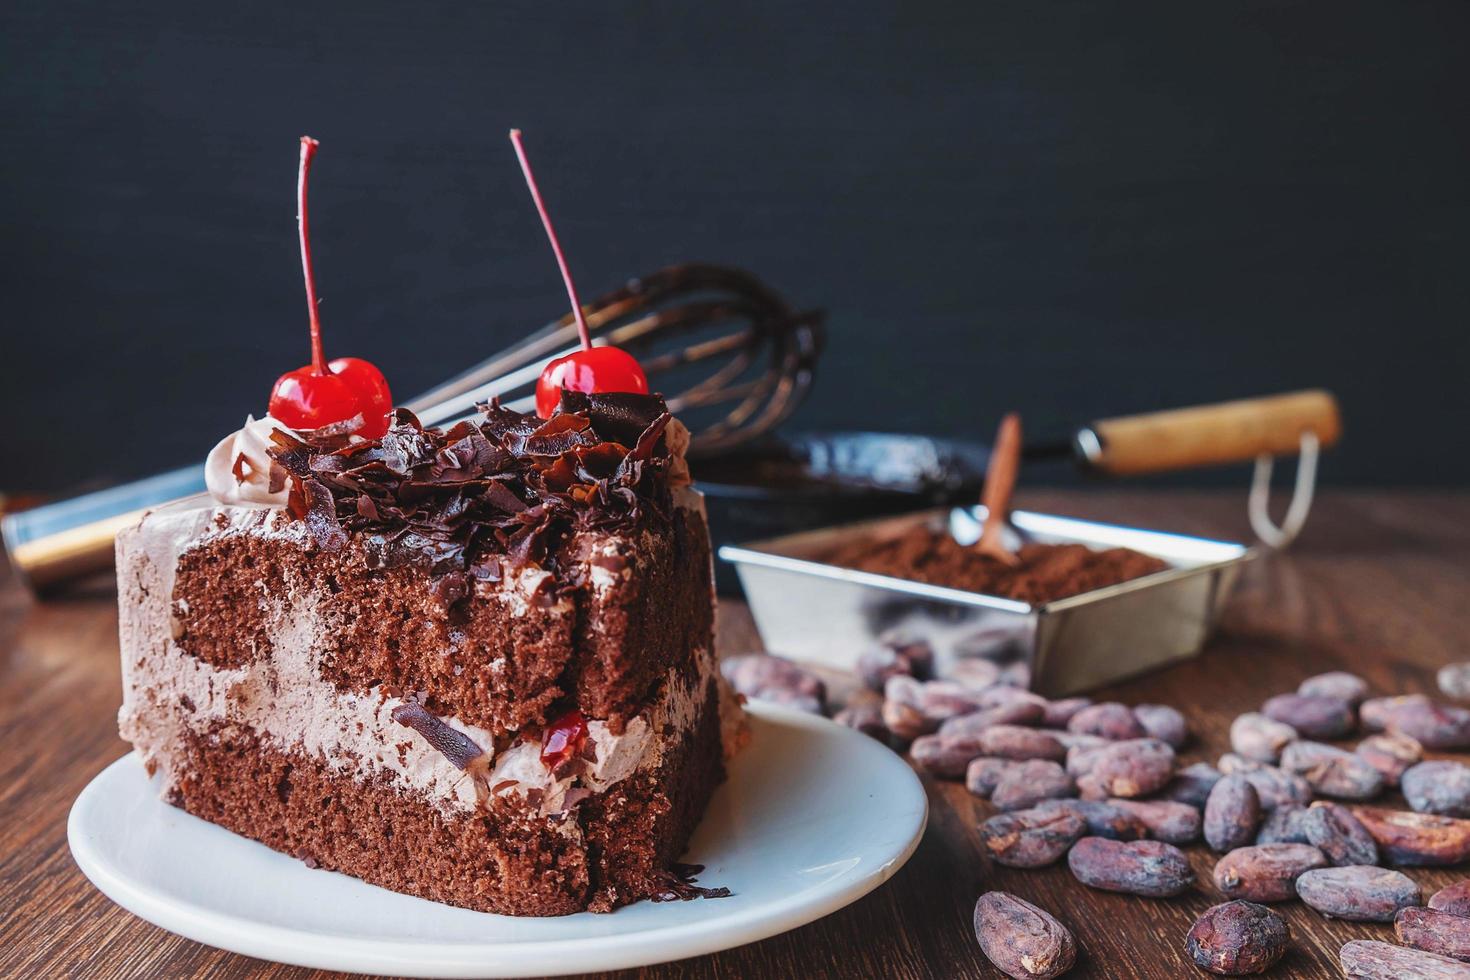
(722, 646, 1470, 978)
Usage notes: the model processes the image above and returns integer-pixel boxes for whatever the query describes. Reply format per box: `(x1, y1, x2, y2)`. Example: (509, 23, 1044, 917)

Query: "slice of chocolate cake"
(117, 392, 745, 915)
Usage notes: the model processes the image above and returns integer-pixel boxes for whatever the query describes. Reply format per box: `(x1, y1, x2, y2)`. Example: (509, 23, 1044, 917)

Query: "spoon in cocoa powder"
(973, 412, 1022, 565)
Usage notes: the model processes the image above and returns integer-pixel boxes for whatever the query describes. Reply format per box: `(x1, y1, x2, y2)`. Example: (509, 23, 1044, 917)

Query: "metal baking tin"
(719, 507, 1255, 697)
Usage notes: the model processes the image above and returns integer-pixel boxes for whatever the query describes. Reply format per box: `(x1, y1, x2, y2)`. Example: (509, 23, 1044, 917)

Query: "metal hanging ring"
(1248, 430, 1320, 549)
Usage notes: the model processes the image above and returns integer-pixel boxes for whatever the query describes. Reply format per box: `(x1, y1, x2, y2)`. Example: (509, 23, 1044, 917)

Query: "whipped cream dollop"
(665, 417, 693, 488)
(204, 415, 296, 507)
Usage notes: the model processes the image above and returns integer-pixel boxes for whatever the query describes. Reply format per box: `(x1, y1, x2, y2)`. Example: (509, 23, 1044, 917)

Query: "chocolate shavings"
(650, 862, 733, 902)
(390, 701, 486, 772)
(263, 393, 678, 594)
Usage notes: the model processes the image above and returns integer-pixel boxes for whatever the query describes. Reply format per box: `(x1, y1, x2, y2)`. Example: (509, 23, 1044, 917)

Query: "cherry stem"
(297, 135, 329, 375)
(509, 129, 593, 351)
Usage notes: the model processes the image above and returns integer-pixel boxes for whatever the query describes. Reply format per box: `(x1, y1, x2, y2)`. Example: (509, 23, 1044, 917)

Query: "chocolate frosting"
(264, 393, 675, 584)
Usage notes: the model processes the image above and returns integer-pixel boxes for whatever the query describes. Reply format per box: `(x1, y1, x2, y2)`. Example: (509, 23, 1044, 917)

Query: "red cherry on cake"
(266, 136, 393, 437)
(269, 357, 393, 437)
(534, 347, 649, 418)
(509, 129, 649, 418)
(541, 709, 588, 769)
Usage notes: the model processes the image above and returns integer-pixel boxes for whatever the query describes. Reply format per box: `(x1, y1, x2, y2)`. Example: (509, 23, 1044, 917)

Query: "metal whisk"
(412, 264, 823, 454)
(3, 263, 824, 590)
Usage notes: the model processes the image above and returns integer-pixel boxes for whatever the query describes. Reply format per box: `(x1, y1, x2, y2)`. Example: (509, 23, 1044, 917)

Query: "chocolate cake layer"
(159, 492, 713, 739)
(170, 682, 725, 915)
(827, 524, 1168, 603)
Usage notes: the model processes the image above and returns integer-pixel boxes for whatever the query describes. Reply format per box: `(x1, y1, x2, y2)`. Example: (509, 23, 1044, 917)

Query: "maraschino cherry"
(541, 709, 588, 769)
(509, 129, 649, 418)
(267, 136, 393, 437)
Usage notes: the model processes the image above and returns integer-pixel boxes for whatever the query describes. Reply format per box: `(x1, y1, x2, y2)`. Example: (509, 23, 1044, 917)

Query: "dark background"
(3, 1, 1467, 494)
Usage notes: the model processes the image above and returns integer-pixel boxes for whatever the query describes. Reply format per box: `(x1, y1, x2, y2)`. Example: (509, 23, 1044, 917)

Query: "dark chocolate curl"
(650, 862, 733, 902)
(557, 391, 669, 446)
(390, 702, 486, 771)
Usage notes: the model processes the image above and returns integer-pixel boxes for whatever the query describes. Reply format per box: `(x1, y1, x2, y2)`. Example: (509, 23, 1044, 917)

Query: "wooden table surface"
(5, 489, 1470, 979)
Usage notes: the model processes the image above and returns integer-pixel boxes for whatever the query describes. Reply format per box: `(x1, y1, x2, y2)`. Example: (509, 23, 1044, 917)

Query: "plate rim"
(68, 702, 927, 978)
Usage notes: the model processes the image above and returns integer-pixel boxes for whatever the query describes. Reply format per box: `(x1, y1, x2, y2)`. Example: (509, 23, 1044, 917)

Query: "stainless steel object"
(720, 507, 1254, 697)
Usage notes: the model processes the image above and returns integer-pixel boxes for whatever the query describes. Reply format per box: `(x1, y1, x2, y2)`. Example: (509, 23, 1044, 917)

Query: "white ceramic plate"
(69, 702, 926, 978)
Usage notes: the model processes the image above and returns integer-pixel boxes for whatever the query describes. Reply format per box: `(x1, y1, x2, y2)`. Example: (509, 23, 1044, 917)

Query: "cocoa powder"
(827, 526, 1167, 604)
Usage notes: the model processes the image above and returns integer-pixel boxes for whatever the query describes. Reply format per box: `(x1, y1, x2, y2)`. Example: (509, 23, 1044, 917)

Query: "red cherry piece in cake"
(541, 709, 589, 770)
(266, 136, 393, 435)
(535, 346, 650, 418)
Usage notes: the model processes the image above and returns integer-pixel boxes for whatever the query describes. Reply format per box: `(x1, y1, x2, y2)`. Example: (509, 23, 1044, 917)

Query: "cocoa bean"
(1256, 805, 1311, 845)
(1067, 701, 1147, 740)
(981, 807, 1086, 869)
(973, 891, 1077, 980)
(857, 645, 918, 692)
(976, 725, 1067, 762)
(917, 679, 990, 722)
(1440, 663, 1470, 702)
(1404, 761, 1470, 817)
(1212, 843, 1328, 902)
(1354, 807, 1470, 866)
(1185, 900, 1290, 975)
(1133, 703, 1188, 748)
(1429, 880, 1470, 917)
(1261, 692, 1356, 739)
(1078, 738, 1175, 798)
(939, 699, 1046, 737)
(1356, 732, 1423, 787)
(1229, 712, 1298, 764)
(968, 757, 1021, 798)
(882, 676, 934, 740)
(949, 656, 1005, 690)
(1363, 695, 1470, 750)
(1109, 798, 1201, 844)
(975, 686, 1051, 713)
(1299, 670, 1369, 705)
(1065, 742, 1109, 778)
(910, 732, 984, 778)
(1296, 865, 1420, 922)
(992, 760, 1077, 812)
(1162, 762, 1224, 809)
(1067, 836, 1194, 897)
(877, 632, 934, 670)
(1032, 799, 1150, 841)
(833, 700, 888, 740)
(1340, 939, 1470, 979)
(1076, 777, 1111, 801)
(1041, 697, 1092, 729)
(1053, 731, 1109, 753)
(1205, 775, 1263, 852)
(1217, 755, 1313, 810)
(1361, 694, 1433, 731)
(1397, 907, 1470, 963)
(721, 653, 826, 713)
(1280, 740, 1385, 801)
(1303, 801, 1379, 866)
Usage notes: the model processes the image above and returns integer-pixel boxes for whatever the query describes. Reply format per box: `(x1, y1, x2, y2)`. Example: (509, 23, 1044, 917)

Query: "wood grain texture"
(3, 489, 1469, 979)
